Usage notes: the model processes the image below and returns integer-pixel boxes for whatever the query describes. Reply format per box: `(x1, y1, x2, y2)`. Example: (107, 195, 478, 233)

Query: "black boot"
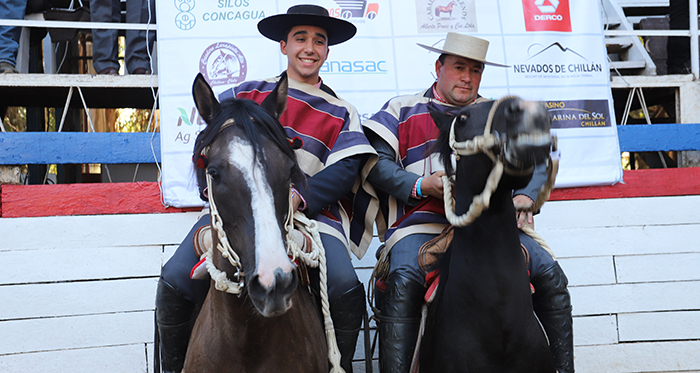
(155, 278, 197, 373)
(331, 282, 366, 373)
(378, 272, 425, 373)
(531, 262, 575, 373)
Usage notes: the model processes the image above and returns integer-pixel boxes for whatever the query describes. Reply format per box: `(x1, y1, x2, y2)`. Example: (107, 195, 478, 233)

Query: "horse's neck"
(452, 170, 523, 266)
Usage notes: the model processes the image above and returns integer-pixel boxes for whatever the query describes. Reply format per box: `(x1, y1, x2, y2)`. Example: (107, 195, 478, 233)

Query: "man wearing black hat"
(155, 5, 378, 373)
(363, 32, 574, 373)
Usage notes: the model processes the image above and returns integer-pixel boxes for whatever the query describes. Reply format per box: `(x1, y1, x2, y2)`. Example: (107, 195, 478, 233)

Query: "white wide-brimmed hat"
(417, 32, 509, 67)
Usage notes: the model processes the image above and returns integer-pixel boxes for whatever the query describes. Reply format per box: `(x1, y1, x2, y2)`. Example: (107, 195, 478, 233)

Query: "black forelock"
(192, 98, 304, 200)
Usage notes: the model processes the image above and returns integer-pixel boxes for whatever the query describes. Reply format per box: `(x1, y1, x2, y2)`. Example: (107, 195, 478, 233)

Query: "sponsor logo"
(204, 0, 265, 22)
(415, 0, 477, 33)
(199, 42, 247, 86)
(320, 60, 387, 74)
(175, 106, 204, 144)
(176, 107, 205, 127)
(545, 100, 611, 128)
(174, 0, 196, 30)
(512, 42, 603, 79)
(522, 0, 571, 32)
(328, 1, 379, 23)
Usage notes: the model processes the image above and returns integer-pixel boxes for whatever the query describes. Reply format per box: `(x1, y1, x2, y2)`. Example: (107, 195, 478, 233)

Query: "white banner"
(157, 0, 623, 207)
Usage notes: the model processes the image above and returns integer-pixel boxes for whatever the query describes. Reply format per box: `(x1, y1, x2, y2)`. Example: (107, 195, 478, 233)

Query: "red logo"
(522, 0, 572, 32)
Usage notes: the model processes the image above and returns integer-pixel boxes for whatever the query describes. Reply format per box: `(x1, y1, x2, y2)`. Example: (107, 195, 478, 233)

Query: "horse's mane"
(432, 107, 457, 177)
(432, 100, 496, 177)
(192, 98, 304, 195)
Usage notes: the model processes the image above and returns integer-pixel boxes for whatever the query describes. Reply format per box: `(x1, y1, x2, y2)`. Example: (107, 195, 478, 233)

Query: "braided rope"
(443, 95, 559, 261)
(201, 118, 343, 370)
(517, 147, 559, 260)
(530, 140, 559, 215)
(204, 172, 245, 294)
(286, 207, 344, 373)
(442, 97, 517, 227)
(205, 173, 344, 371)
(442, 161, 504, 227)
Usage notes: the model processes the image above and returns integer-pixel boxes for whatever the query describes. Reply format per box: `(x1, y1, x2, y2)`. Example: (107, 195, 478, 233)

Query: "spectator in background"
(667, 0, 697, 74)
(90, 0, 155, 75)
(0, 0, 27, 73)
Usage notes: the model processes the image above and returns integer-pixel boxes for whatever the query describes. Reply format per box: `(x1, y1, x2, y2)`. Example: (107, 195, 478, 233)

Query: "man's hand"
(421, 171, 446, 200)
(292, 191, 304, 211)
(513, 194, 534, 228)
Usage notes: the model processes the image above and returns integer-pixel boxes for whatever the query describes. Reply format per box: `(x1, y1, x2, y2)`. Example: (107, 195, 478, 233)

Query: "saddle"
(374, 226, 534, 305)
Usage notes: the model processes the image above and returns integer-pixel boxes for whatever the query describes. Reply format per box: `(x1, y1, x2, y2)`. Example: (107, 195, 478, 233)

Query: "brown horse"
(435, 1, 456, 18)
(183, 73, 327, 372)
(419, 97, 557, 372)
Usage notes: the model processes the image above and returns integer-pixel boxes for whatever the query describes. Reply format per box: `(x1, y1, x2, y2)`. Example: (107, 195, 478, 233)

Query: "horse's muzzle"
(504, 131, 552, 171)
(248, 266, 298, 317)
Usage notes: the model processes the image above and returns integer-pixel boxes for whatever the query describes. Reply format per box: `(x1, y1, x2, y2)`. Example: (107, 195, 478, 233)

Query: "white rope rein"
(204, 171, 245, 294)
(442, 96, 559, 232)
(442, 96, 513, 227)
(286, 206, 344, 373)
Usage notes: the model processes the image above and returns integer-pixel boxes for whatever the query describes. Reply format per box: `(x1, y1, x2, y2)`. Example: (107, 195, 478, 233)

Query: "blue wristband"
(416, 177, 423, 198)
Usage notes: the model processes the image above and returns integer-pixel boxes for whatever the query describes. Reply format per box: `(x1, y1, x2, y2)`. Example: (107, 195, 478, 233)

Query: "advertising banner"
(157, 0, 623, 207)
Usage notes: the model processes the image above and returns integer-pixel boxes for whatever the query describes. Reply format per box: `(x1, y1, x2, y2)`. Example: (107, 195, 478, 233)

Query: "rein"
(442, 96, 558, 228)
(441, 96, 512, 227)
(204, 171, 245, 294)
(200, 118, 245, 295)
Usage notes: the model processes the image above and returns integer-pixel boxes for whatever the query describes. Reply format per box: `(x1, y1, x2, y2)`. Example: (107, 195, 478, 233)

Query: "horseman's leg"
(155, 214, 211, 373)
(322, 233, 365, 373)
(379, 234, 435, 373)
(521, 231, 575, 373)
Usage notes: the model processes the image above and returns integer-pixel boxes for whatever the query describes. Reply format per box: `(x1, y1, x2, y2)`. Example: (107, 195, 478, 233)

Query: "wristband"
(416, 177, 423, 198)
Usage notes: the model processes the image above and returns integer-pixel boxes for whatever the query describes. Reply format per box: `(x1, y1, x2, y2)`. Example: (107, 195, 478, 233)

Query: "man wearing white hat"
(155, 5, 378, 373)
(363, 32, 574, 373)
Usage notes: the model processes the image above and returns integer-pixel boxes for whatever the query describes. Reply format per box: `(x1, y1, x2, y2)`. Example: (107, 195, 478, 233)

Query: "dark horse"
(183, 73, 327, 372)
(418, 97, 557, 372)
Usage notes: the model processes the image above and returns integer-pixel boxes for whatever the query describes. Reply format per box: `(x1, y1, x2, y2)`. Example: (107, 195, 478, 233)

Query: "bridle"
(442, 96, 558, 227)
(199, 117, 345, 371)
(200, 118, 300, 295)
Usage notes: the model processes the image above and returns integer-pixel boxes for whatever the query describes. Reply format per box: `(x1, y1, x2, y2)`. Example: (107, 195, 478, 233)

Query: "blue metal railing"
(1, 123, 699, 165)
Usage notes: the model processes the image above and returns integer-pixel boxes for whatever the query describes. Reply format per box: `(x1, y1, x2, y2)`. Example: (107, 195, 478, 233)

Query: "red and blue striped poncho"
(363, 87, 491, 250)
(220, 75, 379, 259)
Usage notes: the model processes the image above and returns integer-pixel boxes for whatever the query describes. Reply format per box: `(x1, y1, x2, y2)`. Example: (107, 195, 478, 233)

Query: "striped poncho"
(219, 75, 379, 259)
(363, 87, 491, 250)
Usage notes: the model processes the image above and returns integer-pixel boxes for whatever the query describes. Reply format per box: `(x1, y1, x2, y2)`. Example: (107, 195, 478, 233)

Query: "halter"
(200, 118, 345, 372)
(442, 96, 558, 227)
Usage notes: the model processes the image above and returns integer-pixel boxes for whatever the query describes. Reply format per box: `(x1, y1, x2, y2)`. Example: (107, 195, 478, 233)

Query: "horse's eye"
(506, 101, 521, 116)
(208, 169, 220, 181)
(459, 115, 467, 123)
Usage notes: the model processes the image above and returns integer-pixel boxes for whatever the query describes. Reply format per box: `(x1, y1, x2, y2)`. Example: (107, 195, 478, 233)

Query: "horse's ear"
(260, 71, 288, 119)
(192, 73, 220, 123)
(428, 104, 455, 132)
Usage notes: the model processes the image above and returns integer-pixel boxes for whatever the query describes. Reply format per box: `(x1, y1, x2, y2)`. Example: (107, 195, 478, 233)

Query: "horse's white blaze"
(227, 138, 292, 290)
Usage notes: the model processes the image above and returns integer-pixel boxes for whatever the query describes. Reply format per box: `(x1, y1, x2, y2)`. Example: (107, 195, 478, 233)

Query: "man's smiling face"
(280, 25, 329, 85)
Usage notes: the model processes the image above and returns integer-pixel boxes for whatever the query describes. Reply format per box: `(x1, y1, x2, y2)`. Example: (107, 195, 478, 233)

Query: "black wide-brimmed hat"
(257, 4, 357, 46)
